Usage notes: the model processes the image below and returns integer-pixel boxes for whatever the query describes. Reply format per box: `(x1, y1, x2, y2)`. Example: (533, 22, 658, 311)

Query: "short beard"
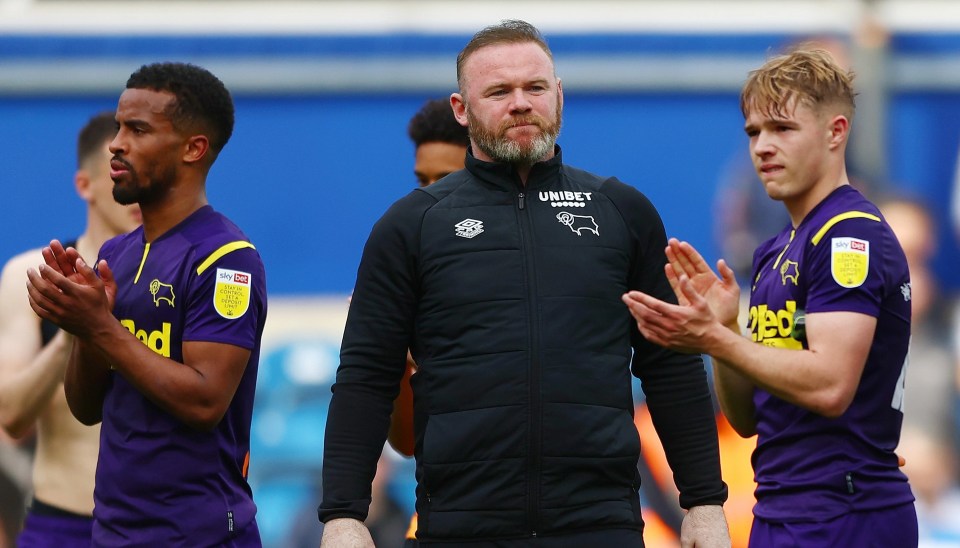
(468, 101, 562, 166)
(112, 163, 174, 206)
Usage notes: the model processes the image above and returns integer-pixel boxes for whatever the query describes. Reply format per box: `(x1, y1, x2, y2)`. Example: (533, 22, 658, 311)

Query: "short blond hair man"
(623, 47, 918, 546)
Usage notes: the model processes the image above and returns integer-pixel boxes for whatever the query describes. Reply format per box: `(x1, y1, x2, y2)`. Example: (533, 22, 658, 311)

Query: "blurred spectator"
(882, 195, 960, 546)
(898, 425, 960, 547)
(951, 141, 960, 459)
(879, 196, 958, 447)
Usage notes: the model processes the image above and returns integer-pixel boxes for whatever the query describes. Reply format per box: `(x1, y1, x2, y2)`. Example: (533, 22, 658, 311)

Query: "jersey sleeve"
(804, 214, 886, 317)
(182, 243, 267, 350)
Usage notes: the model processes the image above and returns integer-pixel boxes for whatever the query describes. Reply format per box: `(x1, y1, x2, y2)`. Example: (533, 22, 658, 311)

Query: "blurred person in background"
(899, 425, 960, 547)
(0, 111, 141, 547)
(879, 196, 958, 447)
(881, 195, 960, 547)
(407, 97, 471, 190)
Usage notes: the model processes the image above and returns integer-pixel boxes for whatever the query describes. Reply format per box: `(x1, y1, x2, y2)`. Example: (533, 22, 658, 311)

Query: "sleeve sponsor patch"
(214, 268, 252, 319)
(830, 237, 869, 288)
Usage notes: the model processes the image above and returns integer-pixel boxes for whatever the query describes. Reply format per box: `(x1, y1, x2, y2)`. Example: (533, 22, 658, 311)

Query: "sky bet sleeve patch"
(213, 268, 252, 319)
(830, 237, 869, 288)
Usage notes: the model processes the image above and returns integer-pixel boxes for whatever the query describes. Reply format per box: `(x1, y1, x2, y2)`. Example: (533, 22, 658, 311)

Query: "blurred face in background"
(414, 141, 467, 187)
(881, 199, 938, 321)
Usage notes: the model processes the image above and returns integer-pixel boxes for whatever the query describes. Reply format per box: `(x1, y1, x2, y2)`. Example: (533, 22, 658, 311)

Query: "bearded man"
(318, 19, 730, 548)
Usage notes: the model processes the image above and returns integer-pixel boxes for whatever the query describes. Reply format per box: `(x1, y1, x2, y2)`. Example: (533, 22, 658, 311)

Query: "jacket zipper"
(516, 189, 540, 535)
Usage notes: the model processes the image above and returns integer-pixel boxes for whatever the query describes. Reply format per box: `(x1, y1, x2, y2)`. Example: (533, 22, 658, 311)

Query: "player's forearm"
(89, 329, 246, 431)
(0, 330, 73, 437)
(707, 331, 857, 419)
(712, 359, 757, 438)
(64, 338, 111, 425)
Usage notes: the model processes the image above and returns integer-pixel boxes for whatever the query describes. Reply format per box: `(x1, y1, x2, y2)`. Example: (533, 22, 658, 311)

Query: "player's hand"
(320, 518, 374, 548)
(680, 504, 731, 548)
(41, 240, 82, 281)
(26, 255, 112, 337)
(623, 274, 728, 355)
(664, 239, 740, 328)
(97, 259, 118, 311)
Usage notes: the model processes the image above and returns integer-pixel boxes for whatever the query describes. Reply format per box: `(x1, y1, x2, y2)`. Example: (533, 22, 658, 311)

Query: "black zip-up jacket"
(320, 147, 727, 542)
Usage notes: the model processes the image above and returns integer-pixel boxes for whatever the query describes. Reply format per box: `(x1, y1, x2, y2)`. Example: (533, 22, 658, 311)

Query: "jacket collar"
(464, 145, 564, 190)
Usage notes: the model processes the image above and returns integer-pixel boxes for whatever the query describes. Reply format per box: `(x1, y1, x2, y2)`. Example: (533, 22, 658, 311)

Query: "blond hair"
(740, 46, 856, 122)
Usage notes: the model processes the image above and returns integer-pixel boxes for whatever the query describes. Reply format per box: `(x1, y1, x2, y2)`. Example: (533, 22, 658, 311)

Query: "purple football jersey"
(93, 206, 267, 545)
(747, 185, 914, 523)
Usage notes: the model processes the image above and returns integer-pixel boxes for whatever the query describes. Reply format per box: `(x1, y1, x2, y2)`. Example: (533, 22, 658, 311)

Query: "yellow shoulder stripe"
(810, 211, 881, 246)
(196, 241, 256, 276)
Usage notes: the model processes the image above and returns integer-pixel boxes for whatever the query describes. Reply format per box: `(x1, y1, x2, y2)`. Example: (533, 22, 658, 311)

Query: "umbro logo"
(455, 218, 484, 239)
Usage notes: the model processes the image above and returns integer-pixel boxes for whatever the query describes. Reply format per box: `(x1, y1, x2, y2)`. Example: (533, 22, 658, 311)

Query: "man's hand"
(320, 518, 374, 548)
(622, 273, 727, 355)
(664, 239, 740, 328)
(26, 249, 113, 337)
(679, 504, 731, 548)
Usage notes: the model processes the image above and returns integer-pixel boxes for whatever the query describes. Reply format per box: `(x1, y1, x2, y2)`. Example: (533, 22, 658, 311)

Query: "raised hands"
(621, 239, 741, 354)
(663, 238, 740, 328)
(25, 240, 117, 337)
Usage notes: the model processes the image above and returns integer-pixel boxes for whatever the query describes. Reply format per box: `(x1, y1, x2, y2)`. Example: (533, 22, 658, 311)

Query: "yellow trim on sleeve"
(196, 241, 256, 276)
(810, 211, 881, 246)
(133, 243, 150, 284)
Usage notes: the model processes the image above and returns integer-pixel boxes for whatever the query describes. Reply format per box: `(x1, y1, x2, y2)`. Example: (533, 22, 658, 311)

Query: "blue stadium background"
(2, 31, 959, 296)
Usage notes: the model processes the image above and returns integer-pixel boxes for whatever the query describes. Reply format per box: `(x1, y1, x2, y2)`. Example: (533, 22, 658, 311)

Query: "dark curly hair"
(76, 110, 118, 168)
(126, 62, 234, 157)
(407, 98, 469, 148)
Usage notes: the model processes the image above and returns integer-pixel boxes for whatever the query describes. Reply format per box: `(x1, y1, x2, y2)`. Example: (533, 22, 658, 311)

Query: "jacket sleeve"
(605, 178, 729, 509)
(318, 190, 431, 523)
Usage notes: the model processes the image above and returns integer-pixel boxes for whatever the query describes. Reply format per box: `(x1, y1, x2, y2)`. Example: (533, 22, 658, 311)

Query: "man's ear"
(75, 168, 93, 201)
(450, 93, 469, 128)
(827, 115, 850, 150)
(183, 135, 210, 164)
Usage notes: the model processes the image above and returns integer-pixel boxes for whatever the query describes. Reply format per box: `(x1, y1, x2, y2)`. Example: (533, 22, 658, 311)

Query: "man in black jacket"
(320, 20, 730, 547)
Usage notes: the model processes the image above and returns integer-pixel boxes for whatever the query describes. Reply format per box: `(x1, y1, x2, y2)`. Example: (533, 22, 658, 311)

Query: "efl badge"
(214, 268, 252, 319)
(830, 237, 869, 288)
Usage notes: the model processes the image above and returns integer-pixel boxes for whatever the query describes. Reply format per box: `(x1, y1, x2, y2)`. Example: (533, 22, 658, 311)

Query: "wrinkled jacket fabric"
(320, 148, 727, 542)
